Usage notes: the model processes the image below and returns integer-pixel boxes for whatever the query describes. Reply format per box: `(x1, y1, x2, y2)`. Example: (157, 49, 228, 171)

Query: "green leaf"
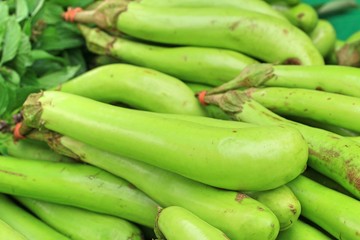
(0, 22, 6, 53)
(4, 84, 17, 117)
(48, 0, 95, 8)
(0, 3, 9, 53)
(0, 76, 9, 116)
(33, 23, 83, 51)
(10, 54, 31, 77)
(20, 69, 37, 86)
(0, 133, 13, 156)
(15, 32, 32, 58)
(63, 48, 87, 76)
(32, 2, 63, 25)
(30, 50, 66, 64)
(6, 33, 32, 77)
(0, 67, 21, 86)
(6, 85, 39, 115)
(27, 0, 45, 17)
(0, 76, 40, 118)
(22, 18, 32, 36)
(6, 0, 15, 11)
(16, 0, 29, 22)
(1, 16, 22, 64)
(31, 59, 63, 77)
(35, 65, 80, 89)
(0, 2, 9, 22)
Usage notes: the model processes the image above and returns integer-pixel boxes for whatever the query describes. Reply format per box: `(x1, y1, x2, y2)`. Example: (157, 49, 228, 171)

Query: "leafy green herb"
(0, 0, 95, 122)
(0, 2, 9, 22)
(36, 65, 81, 89)
(0, 67, 20, 86)
(1, 16, 22, 65)
(49, 0, 95, 8)
(16, 0, 29, 22)
(0, 76, 8, 116)
(27, 0, 45, 17)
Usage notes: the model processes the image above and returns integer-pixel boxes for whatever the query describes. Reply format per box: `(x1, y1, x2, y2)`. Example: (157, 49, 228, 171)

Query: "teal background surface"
(303, 0, 360, 40)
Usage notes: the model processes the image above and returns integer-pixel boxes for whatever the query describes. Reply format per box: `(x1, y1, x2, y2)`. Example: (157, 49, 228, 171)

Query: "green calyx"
(26, 130, 79, 160)
(22, 92, 44, 130)
(205, 64, 275, 95)
(200, 64, 276, 117)
(204, 90, 250, 117)
(77, 24, 116, 55)
(73, 0, 130, 30)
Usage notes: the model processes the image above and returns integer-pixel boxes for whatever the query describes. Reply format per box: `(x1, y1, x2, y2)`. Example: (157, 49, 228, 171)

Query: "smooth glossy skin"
(147, 111, 253, 128)
(156, 206, 230, 240)
(286, 116, 359, 137)
(0, 219, 27, 240)
(79, 25, 258, 86)
(1, 136, 73, 162)
(277, 220, 331, 240)
(138, 0, 287, 21)
(273, 3, 318, 33)
(303, 168, 355, 198)
(259, 65, 360, 99)
(246, 185, 301, 231)
(23, 91, 308, 191)
(0, 156, 159, 227)
(207, 90, 360, 199)
(246, 87, 360, 132)
(349, 136, 360, 144)
(115, 2, 324, 65)
(287, 176, 360, 240)
(309, 19, 336, 58)
(16, 197, 143, 240)
(59, 64, 206, 116)
(52, 135, 280, 240)
(0, 194, 70, 240)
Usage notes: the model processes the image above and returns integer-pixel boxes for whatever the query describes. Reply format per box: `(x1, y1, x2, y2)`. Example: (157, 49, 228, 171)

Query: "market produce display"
(0, 0, 360, 239)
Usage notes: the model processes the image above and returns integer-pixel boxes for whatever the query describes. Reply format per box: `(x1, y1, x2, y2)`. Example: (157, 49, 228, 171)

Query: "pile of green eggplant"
(0, 0, 360, 239)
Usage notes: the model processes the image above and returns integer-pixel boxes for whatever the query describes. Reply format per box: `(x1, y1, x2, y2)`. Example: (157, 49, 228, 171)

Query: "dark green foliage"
(0, 0, 94, 121)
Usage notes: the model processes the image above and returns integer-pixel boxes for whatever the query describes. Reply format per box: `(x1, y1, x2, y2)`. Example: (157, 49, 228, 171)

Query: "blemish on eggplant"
(330, 135, 340, 140)
(289, 204, 297, 215)
(284, 58, 301, 65)
(308, 148, 335, 164)
(0, 169, 26, 177)
(345, 160, 360, 190)
(235, 193, 248, 202)
(210, 19, 217, 25)
(229, 21, 241, 31)
(257, 206, 264, 211)
(88, 171, 101, 180)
